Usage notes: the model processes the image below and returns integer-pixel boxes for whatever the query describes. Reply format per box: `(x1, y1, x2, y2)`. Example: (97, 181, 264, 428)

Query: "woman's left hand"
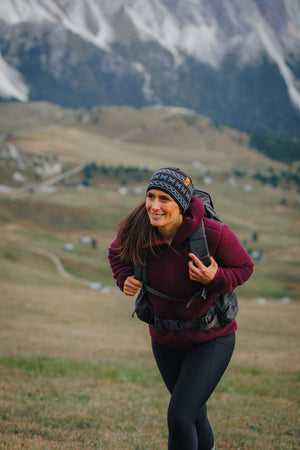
(188, 254, 218, 284)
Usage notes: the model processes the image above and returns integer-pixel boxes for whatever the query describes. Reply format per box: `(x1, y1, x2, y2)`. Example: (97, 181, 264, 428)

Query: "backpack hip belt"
(153, 311, 220, 332)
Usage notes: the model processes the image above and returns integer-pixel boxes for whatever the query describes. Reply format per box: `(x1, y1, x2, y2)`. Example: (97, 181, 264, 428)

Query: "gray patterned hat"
(146, 167, 194, 213)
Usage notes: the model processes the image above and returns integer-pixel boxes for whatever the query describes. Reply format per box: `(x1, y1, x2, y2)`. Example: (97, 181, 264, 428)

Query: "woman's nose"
(151, 199, 160, 210)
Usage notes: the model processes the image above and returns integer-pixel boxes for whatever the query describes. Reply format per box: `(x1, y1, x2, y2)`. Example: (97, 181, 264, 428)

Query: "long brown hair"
(117, 198, 159, 265)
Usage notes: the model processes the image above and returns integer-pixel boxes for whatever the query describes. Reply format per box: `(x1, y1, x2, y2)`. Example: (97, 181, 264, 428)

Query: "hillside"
(0, 101, 299, 447)
(0, 101, 299, 302)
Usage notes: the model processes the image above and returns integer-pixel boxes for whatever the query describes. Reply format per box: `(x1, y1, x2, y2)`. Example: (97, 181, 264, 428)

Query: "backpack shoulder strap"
(189, 221, 211, 267)
(134, 249, 148, 284)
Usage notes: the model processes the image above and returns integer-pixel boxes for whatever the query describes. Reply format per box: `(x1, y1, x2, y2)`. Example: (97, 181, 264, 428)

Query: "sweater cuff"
(205, 267, 225, 295)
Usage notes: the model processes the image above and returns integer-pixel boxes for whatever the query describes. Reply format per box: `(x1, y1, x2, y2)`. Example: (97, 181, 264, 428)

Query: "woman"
(108, 167, 254, 450)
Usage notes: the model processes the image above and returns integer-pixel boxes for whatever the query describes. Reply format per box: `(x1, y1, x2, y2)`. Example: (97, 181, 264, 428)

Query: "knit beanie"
(146, 167, 194, 213)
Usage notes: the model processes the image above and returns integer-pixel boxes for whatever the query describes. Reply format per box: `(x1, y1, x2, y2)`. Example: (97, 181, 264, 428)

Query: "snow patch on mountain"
(0, 53, 28, 101)
(124, 3, 182, 64)
(133, 62, 160, 103)
(0, 0, 114, 50)
(123, 1, 225, 67)
(256, 21, 300, 111)
(56, 0, 114, 50)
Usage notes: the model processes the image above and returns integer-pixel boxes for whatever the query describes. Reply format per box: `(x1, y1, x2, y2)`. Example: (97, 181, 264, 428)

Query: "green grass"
(0, 353, 298, 449)
(217, 364, 299, 398)
(245, 261, 300, 300)
(0, 354, 298, 399)
(0, 355, 161, 387)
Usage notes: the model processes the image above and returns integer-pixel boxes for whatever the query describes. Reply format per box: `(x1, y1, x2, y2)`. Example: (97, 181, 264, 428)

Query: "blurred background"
(0, 1, 299, 448)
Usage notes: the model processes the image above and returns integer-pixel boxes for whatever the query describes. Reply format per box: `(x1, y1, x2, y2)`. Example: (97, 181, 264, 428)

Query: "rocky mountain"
(0, 0, 299, 137)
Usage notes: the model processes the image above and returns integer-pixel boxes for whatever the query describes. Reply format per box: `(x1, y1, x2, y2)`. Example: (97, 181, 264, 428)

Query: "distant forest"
(80, 162, 300, 192)
(249, 133, 300, 164)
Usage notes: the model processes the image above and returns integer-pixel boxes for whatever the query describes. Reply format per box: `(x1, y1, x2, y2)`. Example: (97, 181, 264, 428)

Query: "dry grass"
(10, 127, 85, 162)
(0, 282, 299, 449)
(5, 103, 286, 174)
(1, 283, 298, 370)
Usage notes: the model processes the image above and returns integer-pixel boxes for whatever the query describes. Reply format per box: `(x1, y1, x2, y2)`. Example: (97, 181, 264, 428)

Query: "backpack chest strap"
(144, 283, 207, 307)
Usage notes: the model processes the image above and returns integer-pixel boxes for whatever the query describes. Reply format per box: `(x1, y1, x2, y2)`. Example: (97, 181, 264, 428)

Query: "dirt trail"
(38, 162, 86, 187)
(28, 247, 92, 287)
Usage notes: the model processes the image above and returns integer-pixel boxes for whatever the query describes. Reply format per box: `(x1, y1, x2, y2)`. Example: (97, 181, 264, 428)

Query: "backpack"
(132, 188, 238, 331)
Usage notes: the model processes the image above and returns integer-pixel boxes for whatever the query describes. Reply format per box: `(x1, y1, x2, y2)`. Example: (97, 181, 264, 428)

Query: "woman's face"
(146, 189, 182, 230)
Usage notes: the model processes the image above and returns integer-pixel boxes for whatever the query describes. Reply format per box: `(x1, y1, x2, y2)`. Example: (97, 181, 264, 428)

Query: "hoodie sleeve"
(108, 235, 135, 291)
(206, 223, 254, 295)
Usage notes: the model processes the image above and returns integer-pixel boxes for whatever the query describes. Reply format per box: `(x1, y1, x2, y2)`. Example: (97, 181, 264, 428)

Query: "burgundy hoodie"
(108, 196, 254, 348)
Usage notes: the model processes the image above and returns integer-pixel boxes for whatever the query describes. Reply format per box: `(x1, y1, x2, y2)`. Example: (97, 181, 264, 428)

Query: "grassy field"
(0, 102, 299, 448)
(0, 282, 299, 449)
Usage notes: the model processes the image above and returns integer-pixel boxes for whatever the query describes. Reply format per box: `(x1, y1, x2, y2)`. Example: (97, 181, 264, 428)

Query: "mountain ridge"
(0, 0, 299, 137)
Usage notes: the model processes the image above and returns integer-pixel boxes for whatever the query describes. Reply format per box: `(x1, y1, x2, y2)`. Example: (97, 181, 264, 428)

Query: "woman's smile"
(150, 211, 164, 220)
(146, 189, 183, 233)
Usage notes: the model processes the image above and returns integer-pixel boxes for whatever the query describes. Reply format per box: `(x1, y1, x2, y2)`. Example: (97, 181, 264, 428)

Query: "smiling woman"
(108, 167, 254, 450)
(146, 190, 183, 244)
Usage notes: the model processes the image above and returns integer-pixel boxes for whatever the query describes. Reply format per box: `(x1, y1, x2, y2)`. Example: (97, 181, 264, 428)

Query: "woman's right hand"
(123, 276, 143, 296)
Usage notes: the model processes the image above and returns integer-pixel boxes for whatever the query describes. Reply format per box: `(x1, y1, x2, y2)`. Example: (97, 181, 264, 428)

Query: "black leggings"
(152, 333, 235, 450)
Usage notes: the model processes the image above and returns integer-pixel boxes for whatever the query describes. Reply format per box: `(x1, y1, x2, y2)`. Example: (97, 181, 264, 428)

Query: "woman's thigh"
(151, 339, 186, 393)
(152, 334, 235, 409)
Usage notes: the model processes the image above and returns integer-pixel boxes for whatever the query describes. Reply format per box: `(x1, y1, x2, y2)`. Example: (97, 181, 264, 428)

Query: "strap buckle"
(202, 314, 214, 325)
(175, 320, 182, 331)
(161, 318, 183, 331)
(153, 316, 163, 331)
(169, 320, 183, 331)
(201, 314, 220, 330)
